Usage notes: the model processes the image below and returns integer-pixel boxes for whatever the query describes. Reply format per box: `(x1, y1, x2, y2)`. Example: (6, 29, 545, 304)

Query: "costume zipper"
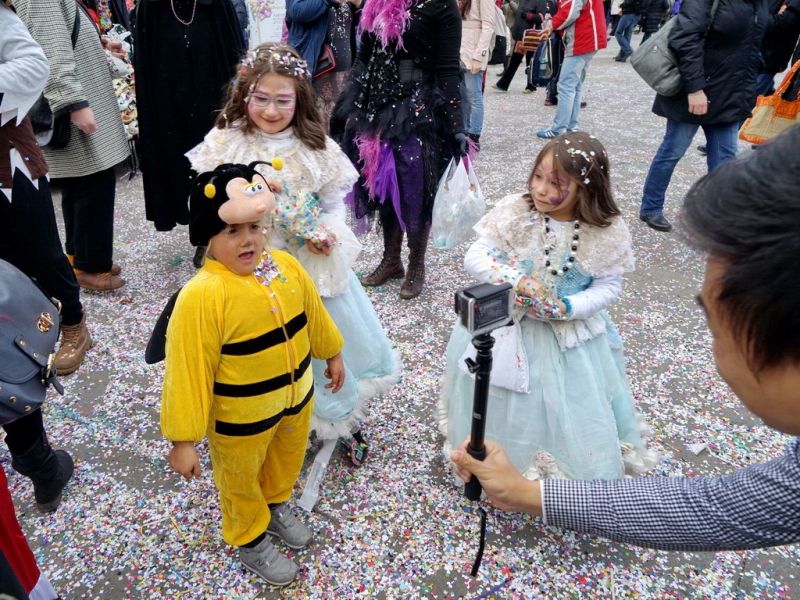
(269, 286, 296, 405)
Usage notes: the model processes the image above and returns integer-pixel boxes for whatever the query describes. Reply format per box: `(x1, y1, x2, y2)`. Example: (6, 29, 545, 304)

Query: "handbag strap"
(71, 0, 83, 48)
(774, 60, 800, 97)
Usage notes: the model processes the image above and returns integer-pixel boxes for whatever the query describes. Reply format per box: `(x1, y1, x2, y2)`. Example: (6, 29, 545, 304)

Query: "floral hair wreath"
(240, 46, 310, 80)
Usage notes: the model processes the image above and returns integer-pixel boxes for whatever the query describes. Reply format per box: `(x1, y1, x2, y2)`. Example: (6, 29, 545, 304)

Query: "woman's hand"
(688, 90, 709, 115)
(70, 107, 98, 134)
(324, 353, 345, 393)
(101, 36, 126, 59)
(168, 442, 201, 479)
(471, 59, 482, 74)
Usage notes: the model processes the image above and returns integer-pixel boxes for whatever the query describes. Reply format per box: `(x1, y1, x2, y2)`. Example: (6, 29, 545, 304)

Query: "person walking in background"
(460, 0, 496, 149)
(640, 0, 669, 43)
(614, 0, 643, 60)
(638, 0, 769, 232)
(493, 0, 551, 93)
(12, 0, 130, 291)
(537, 0, 606, 138)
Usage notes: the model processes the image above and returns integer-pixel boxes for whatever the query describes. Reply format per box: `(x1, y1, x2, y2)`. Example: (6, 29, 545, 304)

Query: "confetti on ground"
(3, 42, 797, 599)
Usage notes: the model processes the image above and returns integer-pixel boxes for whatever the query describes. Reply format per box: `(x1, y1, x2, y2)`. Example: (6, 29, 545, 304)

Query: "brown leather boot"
(399, 225, 430, 300)
(361, 215, 405, 287)
(55, 311, 92, 375)
(74, 270, 126, 290)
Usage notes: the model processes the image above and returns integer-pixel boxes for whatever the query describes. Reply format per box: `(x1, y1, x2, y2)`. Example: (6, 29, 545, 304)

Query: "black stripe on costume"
(214, 384, 315, 436)
(213, 352, 311, 397)
(221, 312, 308, 356)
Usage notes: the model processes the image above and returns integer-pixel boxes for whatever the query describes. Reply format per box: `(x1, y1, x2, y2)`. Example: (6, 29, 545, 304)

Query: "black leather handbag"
(0, 260, 64, 425)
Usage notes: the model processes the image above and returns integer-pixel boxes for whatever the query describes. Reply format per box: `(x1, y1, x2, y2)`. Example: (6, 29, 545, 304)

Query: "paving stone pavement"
(4, 40, 798, 599)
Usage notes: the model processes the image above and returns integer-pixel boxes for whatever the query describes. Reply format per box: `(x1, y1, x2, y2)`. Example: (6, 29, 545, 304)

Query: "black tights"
(2, 408, 45, 455)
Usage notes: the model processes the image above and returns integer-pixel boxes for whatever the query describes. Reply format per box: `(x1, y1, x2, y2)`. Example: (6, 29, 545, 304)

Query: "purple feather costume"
(332, 0, 465, 236)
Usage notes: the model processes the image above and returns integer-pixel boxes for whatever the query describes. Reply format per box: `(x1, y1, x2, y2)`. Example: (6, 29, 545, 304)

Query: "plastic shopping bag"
(432, 156, 485, 249)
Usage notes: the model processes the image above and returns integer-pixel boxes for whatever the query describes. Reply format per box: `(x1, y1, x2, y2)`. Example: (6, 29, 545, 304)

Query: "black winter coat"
(641, 0, 669, 32)
(511, 0, 558, 40)
(653, 0, 769, 125)
(763, 0, 800, 75)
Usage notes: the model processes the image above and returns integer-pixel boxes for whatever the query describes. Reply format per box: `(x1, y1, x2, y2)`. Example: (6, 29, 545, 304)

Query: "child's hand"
(265, 178, 282, 194)
(168, 442, 201, 479)
(324, 353, 345, 393)
(305, 238, 333, 256)
(515, 276, 544, 298)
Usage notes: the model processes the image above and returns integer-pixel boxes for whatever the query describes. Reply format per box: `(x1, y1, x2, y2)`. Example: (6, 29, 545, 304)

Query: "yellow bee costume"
(160, 162, 343, 547)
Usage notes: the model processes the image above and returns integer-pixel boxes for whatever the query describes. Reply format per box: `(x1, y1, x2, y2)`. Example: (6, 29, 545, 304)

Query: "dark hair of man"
(216, 43, 327, 151)
(681, 126, 800, 371)
(523, 132, 621, 227)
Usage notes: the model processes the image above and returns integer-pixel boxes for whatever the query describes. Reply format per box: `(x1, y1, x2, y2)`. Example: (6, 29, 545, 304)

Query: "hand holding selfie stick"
(454, 282, 514, 577)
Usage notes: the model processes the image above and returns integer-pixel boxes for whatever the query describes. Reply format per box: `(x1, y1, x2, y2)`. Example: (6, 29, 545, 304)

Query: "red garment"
(551, 0, 607, 56)
(0, 467, 57, 600)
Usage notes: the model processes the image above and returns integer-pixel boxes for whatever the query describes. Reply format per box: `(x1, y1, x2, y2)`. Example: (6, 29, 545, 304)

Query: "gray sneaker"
(266, 503, 312, 549)
(239, 537, 298, 586)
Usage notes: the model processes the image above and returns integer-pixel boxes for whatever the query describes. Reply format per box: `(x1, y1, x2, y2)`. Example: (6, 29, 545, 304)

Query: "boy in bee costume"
(160, 161, 344, 586)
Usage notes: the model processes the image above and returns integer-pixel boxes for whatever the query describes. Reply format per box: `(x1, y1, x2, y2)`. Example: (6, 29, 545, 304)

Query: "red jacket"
(551, 0, 607, 56)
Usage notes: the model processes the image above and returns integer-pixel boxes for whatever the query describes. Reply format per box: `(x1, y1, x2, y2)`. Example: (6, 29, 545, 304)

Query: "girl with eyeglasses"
(187, 43, 400, 471)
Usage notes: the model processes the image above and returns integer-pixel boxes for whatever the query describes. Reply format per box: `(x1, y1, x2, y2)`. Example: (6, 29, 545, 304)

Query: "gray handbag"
(0, 259, 64, 425)
(630, 0, 719, 97)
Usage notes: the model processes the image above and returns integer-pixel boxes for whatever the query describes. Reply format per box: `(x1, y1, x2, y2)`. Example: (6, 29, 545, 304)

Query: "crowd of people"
(1, 0, 800, 594)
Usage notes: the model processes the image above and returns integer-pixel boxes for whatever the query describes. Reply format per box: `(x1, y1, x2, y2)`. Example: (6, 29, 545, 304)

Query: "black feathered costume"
(331, 0, 465, 299)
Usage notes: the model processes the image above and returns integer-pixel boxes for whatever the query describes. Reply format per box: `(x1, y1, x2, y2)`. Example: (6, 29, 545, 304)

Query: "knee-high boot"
(400, 224, 430, 300)
(10, 433, 74, 513)
(361, 212, 405, 287)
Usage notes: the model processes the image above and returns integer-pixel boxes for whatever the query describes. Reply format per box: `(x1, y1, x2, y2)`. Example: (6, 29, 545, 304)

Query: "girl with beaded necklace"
(439, 132, 659, 482)
(187, 43, 399, 467)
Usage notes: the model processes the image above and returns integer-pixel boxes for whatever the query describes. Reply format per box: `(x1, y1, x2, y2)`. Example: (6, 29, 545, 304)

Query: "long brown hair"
(215, 43, 327, 151)
(460, 0, 473, 19)
(523, 132, 620, 227)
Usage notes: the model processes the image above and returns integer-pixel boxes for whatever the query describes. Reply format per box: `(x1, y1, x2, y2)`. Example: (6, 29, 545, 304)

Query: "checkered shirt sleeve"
(542, 438, 800, 551)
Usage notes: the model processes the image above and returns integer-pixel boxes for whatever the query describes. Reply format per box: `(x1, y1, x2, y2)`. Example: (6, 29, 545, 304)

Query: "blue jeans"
(639, 119, 740, 217)
(615, 13, 639, 57)
(550, 52, 595, 134)
(462, 69, 485, 135)
(756, 72, 776, 96)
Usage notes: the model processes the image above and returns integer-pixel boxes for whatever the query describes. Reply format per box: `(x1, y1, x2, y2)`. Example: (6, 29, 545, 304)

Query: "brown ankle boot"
(55, 311, 92, 375)
(69, 254, 120, 275)
(399, 225, 430, 300)
(361, 217, 405, 287)
(74, 270, 126, 290)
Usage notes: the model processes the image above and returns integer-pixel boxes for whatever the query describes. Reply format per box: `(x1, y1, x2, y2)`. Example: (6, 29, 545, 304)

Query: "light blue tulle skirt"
(310, 272, 397, 437)
(440, 314, 652, 480)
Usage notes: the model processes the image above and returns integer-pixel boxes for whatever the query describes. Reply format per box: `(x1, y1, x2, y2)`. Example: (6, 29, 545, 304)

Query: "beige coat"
(12, 0, 129, 178)
(459, 0, 497, 71)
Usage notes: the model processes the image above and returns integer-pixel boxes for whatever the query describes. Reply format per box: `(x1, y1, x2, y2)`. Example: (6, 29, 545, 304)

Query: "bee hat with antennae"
(189, 159, 283, 247)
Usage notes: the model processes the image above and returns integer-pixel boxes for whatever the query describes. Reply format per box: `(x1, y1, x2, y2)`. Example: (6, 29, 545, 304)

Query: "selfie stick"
(463, 332, 495, 500)
(463, 332, 495, 577)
